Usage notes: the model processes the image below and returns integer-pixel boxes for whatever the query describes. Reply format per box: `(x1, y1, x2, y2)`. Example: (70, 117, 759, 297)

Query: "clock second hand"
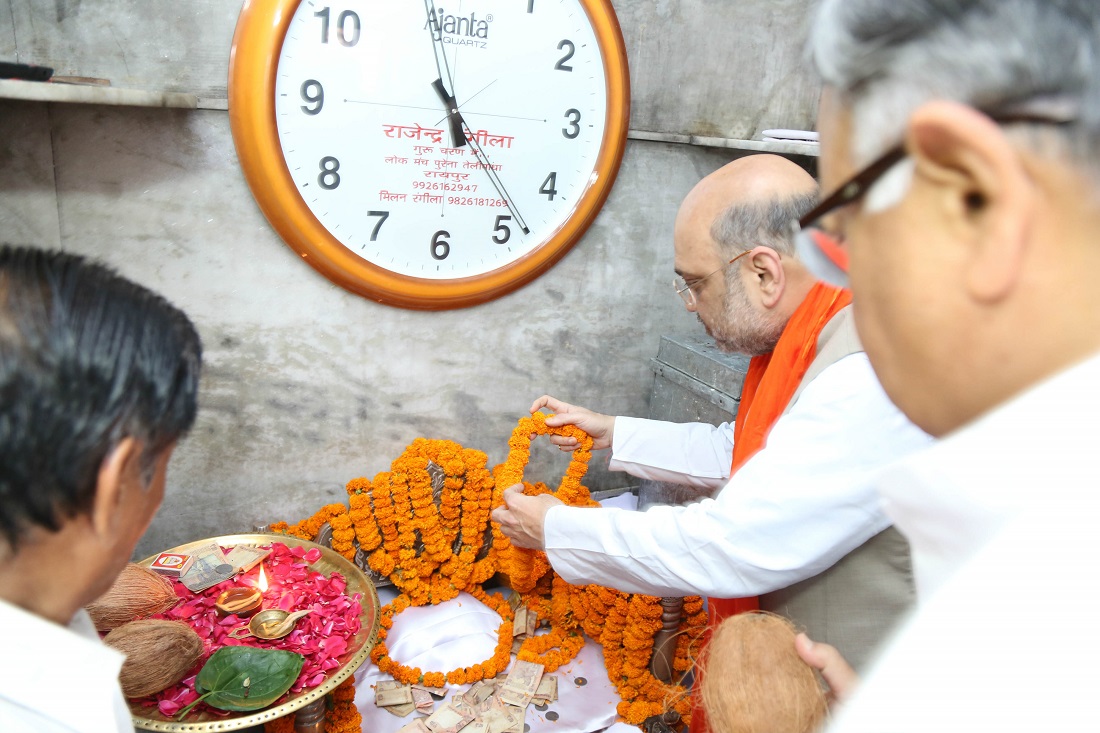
(462, 121, 530, 235)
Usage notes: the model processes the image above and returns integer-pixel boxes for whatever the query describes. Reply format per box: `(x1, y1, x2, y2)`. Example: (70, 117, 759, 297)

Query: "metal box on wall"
(639, 333, 750, 508)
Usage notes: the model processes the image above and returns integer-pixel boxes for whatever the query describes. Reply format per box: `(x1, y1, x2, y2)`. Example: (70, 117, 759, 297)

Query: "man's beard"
(703, 276, 786, 356)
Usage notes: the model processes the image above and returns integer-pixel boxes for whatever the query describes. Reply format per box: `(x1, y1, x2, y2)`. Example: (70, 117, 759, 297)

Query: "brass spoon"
(228, 608, 312, 640)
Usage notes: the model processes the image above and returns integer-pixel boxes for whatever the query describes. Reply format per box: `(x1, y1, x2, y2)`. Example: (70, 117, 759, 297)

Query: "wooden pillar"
(649, 596, 684, 683)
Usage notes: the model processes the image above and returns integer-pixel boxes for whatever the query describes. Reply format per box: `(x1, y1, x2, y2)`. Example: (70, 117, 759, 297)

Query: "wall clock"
(229, 0, 630, 310)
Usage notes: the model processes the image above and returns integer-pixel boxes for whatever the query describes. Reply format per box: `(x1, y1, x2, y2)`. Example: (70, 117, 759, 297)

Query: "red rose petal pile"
(138, 542, 363, 718)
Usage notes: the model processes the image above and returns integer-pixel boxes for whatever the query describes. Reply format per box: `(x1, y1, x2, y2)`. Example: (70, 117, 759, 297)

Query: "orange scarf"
(691, 282, 852, 733)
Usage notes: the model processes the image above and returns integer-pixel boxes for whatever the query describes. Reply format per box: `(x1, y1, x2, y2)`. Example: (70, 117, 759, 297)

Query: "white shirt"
(543, 353, 933, 597)
(828, 351, 1100, 732)
(0, 600, 133, 733)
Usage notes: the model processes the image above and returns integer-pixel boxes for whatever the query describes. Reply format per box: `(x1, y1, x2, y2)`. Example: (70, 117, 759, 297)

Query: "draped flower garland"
(266, 416, 707, 731)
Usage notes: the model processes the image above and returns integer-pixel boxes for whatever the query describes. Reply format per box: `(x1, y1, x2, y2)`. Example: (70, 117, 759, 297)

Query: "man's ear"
(906, 100, 1035, 302)
(90, 437, 141, 539)
(747, 246, 786, 309)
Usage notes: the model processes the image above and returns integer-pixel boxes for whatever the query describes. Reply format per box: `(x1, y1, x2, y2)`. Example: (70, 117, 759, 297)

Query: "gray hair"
(809, 0, 1100, 170)
(710, 191, 819, 258)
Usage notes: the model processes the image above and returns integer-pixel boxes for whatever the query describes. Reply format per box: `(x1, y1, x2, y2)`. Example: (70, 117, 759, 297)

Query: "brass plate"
(131, 533, 380, 731)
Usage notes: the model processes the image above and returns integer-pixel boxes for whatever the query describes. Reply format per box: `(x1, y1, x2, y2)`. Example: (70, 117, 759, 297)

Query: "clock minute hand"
(432, 78, 467, 148)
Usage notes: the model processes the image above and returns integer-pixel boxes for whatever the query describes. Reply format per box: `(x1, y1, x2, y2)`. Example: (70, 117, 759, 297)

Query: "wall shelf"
(627, 128, 819, 157)
(0, 78, 198, 108)
(0, 81, 819, 159)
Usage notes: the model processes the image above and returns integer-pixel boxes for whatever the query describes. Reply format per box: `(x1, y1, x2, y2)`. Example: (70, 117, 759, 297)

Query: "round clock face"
(230, 0, 629, 309)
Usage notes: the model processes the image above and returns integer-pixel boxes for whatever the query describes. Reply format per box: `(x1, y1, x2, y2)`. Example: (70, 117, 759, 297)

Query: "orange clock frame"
(228, 0, 630, 311)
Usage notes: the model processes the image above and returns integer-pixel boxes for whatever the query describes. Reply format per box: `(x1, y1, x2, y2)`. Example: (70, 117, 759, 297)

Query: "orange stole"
(690, 282, 852, 733)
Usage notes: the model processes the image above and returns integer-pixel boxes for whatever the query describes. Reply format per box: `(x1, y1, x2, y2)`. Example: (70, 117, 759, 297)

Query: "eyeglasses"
(792, 105, 1079, 288)
(673, 249, 752, 307)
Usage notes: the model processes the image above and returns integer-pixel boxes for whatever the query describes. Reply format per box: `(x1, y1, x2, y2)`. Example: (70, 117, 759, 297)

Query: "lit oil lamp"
(214, 564, 266, 618)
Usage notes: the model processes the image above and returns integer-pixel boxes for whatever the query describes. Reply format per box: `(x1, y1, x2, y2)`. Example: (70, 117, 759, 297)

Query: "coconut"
(86, 562, 180, 632)
(700, 612, 828, 733)
(104, 619, 205, 698)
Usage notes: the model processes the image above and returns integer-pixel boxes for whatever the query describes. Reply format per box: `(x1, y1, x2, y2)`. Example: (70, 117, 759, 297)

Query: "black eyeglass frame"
(796, 109, 1079, 232)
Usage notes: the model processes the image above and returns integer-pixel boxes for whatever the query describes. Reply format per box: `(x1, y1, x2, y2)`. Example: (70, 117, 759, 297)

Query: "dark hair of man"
(0, 245, 202, 551)
(711, 190, 820, 257)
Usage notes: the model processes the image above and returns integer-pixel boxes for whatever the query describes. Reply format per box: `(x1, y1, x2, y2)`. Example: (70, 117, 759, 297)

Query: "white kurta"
(0, 601, 133, 733)
(543, 352, 933, 597)
(827, 352, 1100, 733)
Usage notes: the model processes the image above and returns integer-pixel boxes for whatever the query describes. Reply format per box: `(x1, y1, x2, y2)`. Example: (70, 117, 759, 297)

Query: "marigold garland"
(492, 411, 595, 594)
(268, 417, 708, 730)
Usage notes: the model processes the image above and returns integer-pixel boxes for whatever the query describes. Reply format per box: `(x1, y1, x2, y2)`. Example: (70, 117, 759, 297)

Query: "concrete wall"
(0, 0, 820, 559)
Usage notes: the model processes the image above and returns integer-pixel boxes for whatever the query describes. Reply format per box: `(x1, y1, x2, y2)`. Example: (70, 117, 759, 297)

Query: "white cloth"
(544, 353, 933, 597)
(0, 601, 132, 733)
(827, 351, 1100, 732)
(355, 587, 619, 733)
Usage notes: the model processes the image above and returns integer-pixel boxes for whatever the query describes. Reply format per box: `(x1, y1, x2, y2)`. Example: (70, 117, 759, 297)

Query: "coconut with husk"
(701, 612, 828, 733)
(86, 562, 180, 632)
(104, 619, 205, 698)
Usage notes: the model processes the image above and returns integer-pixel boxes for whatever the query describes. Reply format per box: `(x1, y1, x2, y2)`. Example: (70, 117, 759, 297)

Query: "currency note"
(376, 680, 415, 707)
(384, 701, 417, 718)
(482, 697, 524, 733)
(412, 687, 435, 714)
(413, 684, 447, 701)
(464, 721, 490, 733)
(224, 545, 270, 574)
(512, 606, 527, 638)
(180, 542, 234, 591)
(533, 675, 557, 704)
(397, 719, 431, 733)
(499, 660, 544, 709)
(376, 682, 413, 704)
(460, 680, 496, 707)
(425, 700, 476, 733)
(525, 609, 537, 637)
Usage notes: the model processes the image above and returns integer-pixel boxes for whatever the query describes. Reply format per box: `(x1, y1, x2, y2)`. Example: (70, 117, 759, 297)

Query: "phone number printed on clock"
(412, 180, 479, 193)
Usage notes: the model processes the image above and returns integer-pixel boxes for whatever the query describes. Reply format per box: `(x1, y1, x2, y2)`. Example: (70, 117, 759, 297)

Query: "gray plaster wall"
(0, 0, 820, 559)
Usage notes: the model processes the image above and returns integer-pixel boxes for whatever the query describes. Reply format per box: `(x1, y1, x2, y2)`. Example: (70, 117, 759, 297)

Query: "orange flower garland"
(364, 439, 505, 687)
(270, 503, 357, 562)
(491, 411, 595, 593)
(325, 676, 362, 733)
(269, 417, 709, 730)
(371, 586, 514, 687)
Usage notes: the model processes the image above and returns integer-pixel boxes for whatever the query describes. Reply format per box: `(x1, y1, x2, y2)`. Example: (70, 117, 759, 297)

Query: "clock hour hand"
(432, 78, 467, 148)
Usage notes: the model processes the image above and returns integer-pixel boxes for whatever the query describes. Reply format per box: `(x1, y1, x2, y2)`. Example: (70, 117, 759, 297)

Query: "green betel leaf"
(177, 647, 305, 717)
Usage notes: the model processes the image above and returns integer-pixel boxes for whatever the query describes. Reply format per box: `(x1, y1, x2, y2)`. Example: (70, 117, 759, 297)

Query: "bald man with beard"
(492, 155, 931, 719)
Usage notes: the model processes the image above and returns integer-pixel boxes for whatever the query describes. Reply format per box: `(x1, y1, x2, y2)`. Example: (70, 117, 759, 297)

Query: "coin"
(574, 677, 588, 687)
(546, 711, 560, 721)
(524, 726, 531, 733)
(534, 703, 548, 712)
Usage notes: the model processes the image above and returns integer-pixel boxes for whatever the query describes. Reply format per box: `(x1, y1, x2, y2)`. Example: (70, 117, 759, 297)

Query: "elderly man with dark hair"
(494, 154, 930, 732)
(0, 245, 202, 733)
(791, 0, 1100, 729)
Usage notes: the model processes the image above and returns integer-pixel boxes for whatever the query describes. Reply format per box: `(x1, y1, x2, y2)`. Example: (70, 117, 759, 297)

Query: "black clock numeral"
(563, 108, 581, 139)
(367, 210, 389, 241)
(493, 215, 512, 244)
(431, 230, 451, 260)
(300, 80, 324, 115)
(314, 8, 360, 47)
(539, 172, 558, 201)
(527, 0, 535, 12)
(318, 156, 341, 190)
(555, 40, 575, 72)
